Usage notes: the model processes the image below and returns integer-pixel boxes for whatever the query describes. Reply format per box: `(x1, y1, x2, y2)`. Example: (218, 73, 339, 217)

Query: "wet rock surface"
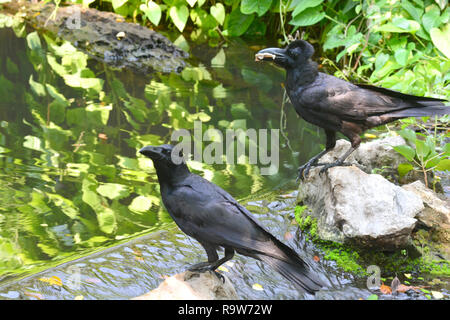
(3, 1, 188, 73)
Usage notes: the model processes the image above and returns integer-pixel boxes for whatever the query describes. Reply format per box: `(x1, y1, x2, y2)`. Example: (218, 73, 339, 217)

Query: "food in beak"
(255, 52, 276, 62)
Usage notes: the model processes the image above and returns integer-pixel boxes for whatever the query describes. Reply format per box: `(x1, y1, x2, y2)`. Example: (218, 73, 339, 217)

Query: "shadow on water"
(0, 25, 447, 299)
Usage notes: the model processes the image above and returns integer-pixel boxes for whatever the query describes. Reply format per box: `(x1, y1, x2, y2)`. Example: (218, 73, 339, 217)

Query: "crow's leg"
(297, 130, 336, 181)
(318, 125, 361, 175)
(188, 242, 219, 272)
(188, 244, 234, 283)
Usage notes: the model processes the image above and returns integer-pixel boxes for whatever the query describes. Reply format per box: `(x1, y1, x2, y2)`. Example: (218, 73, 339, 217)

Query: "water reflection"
(0, 25, 324, 286)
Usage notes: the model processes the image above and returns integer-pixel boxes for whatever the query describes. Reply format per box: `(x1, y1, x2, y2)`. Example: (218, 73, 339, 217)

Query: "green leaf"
(398, 163, 414, 177)
(240, 0, 273, 17)
(26, 31, 42, 51)
(430, 25, 450, 59)
(393, 145, 416, 162)
(292, 0, 324, 16)
(367, 294, 379, 300)
(394, 48, 409, 66)
(398, 128, 417, 143)
(289, 6, 325, 26)
(421, 5, 441, 34)
(111, 0, 127, 10)
(140, 1, 162, 26)
(210, 3, 225, 25)
(436, 159, 450, 171)
(375, 18, 420, 33)
(415, 139, 431, 161)
(96, 183, 130, 200)
(169, 5, 189, 32)
(224, 9, 255, 37)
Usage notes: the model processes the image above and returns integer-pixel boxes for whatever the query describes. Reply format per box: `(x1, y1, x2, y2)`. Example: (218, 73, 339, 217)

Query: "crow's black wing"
(294, 75, 448, 121)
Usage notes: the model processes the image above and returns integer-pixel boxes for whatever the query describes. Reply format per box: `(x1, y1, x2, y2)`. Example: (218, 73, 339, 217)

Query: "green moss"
(293, 204, 450, 278)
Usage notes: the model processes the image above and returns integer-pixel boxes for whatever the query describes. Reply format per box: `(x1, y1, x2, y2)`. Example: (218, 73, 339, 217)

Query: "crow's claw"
(211, 270, 226, 284)
(297, 160, 317, 182)
(318, 161, 352, 175)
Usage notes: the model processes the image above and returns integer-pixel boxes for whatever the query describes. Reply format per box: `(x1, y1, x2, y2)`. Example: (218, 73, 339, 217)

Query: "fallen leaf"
(24, 291, 44, 300)
(313, 255, 320, 262)
(217, 265, 229, 272)
(85, 278, 101, 284)
(367, 294, 378, 300)
(74, 295, 84, 300)
(284, 232, 294, 240)
(380, 283, 392, 295)
(364, 133, 377, 139)
(39, 276, 62, 287)
(98, 133, 108, 140)
(252, 283, 263, 291)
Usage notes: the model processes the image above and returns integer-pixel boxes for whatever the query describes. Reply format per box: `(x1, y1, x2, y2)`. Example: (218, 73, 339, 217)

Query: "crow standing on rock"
(139, 144, 324, 295)
(255, 40, 449, 180)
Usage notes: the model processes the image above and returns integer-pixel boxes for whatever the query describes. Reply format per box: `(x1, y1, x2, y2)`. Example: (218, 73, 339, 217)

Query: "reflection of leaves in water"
(0, 28, 324, 280)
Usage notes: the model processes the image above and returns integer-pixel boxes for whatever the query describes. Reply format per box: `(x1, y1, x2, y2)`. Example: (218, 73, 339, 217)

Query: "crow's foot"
(297, 159, 319, 182)
(318, 161, 352, 175)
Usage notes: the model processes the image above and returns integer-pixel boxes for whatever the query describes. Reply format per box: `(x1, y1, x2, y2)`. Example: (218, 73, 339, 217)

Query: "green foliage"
(393, 127, 450, 186)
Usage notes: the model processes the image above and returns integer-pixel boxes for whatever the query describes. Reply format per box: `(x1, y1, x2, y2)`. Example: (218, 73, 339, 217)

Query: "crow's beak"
(139, 145, 162, 159)
(255, 47, 287, 63)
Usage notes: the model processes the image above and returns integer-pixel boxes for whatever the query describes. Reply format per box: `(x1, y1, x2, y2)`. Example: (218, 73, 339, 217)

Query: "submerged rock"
(132, 271, 238, 300)
(297, 166, 424, 249)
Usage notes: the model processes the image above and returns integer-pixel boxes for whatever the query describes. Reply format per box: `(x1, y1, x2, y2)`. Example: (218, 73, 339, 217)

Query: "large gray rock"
(132, 271, 238, 300)
(297, 166, 424, 249)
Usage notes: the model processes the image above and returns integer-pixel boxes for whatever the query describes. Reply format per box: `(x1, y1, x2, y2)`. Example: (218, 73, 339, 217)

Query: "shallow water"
(0, 23, 448, 300)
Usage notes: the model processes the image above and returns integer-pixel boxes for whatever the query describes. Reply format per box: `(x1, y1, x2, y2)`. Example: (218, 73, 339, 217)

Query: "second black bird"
(139, 144, 324, 294)
(255, 40, 449, 180)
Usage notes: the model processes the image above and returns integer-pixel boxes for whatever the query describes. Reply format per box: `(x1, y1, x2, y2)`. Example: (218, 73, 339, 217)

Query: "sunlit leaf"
(169, 5, 189, 32)
(430, 25, 450, 59)
(140, 1, 162, 26)
(210, 3, 225, 25)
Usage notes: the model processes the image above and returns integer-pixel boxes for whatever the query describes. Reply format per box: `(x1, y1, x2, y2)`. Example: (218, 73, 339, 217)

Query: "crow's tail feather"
(384, 105, 449, 118)
(254, 253, 323, 294)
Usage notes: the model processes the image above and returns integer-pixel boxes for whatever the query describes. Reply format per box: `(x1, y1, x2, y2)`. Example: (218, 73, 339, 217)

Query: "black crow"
(139, 144, 324, 294)
(255, 40, 449, 180)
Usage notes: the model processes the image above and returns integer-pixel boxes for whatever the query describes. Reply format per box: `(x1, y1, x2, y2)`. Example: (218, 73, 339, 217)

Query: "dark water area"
(0, 24, 448, 300)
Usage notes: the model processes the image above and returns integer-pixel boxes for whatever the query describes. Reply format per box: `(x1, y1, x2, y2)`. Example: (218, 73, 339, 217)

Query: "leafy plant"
(393, 128, 450, 187)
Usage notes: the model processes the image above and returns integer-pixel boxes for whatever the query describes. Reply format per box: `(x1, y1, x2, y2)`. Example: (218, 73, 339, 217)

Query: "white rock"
(297, 166, 424, 249)
(132, 271, 238, 300)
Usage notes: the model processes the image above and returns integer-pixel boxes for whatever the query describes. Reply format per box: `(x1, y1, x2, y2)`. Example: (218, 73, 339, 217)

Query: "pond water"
(0, 25, 448, 300)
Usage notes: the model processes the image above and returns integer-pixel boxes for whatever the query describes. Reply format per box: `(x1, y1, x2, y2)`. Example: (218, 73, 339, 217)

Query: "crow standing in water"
(255, 40, 449, 180)
(139, 144, 324, 294)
